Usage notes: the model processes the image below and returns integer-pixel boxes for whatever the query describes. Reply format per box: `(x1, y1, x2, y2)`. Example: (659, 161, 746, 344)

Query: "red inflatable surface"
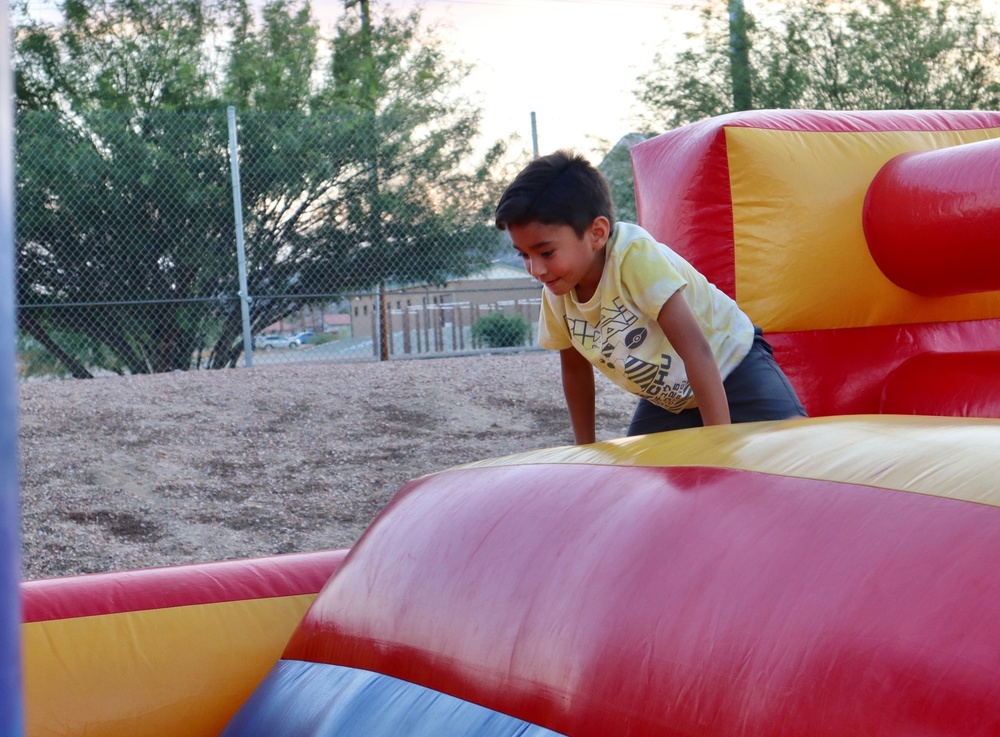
(285, 456, 1000, 736)
(864, 138, 1000, 296)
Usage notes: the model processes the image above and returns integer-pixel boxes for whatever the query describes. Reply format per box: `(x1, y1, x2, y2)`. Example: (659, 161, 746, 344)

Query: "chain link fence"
(15, 108, 542, 379)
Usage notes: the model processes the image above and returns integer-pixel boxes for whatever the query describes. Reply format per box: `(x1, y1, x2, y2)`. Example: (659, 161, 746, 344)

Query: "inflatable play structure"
(8, 109, 1000, 736)
(630, 109, 1000, 417)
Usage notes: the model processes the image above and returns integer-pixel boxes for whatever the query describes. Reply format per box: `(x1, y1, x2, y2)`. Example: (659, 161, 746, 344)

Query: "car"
(292, 331, 315, 345)
(254, 334, 300, 350)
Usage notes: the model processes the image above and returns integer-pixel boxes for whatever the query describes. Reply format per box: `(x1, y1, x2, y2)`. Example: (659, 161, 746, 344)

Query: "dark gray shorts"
(627, 327, 807, 436)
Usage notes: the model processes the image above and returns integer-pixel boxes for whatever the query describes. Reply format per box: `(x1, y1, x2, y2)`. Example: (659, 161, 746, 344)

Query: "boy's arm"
(559, 347, 597, 444)
(656, 292, 731, 426)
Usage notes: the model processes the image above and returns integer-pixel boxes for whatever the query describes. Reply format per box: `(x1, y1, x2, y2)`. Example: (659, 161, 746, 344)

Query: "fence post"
(433, 305, 444, 352)
(227, 106, 254, 368)
(387, 308, 395, 356)
(402, 309, 411, 354)
(377, 284, 390, 361)
(424, 300, 431, 353)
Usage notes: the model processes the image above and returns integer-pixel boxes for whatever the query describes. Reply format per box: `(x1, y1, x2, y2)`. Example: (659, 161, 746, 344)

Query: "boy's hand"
(657, 292, 732, 426)
(560, 347, 597, 444)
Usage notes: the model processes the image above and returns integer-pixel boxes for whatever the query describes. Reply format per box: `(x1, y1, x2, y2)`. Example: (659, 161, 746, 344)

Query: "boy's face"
(508, 217, 609, 300)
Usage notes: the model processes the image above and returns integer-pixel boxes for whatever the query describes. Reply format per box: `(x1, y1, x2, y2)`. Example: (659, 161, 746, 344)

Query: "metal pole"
(728, 0, 752, 111)
(530, 111, 539, 159)
(0, 1, 25, 733)
(227, 106, 255, 368)
(377, 284, 390, 361)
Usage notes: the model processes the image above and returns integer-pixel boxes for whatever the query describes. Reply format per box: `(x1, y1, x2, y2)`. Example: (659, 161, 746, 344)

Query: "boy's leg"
(627, 400, 703, 435)
(725, 329, 807, 423)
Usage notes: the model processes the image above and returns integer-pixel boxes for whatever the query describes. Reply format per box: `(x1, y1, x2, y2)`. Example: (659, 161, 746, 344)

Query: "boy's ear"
(589, 216, 611, 249)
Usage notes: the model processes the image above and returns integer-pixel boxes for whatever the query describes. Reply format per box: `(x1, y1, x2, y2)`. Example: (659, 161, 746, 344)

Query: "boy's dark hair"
(494, 150, 615, 237)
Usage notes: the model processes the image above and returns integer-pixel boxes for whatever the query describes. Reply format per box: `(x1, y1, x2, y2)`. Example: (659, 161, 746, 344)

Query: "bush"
(471, 312, 531, 348)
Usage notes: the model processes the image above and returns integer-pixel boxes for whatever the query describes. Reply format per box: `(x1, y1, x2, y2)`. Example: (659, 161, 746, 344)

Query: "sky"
(22, 0, 710, 161)
(310, 0, 709, 160)
(20, 0, 1000, 160)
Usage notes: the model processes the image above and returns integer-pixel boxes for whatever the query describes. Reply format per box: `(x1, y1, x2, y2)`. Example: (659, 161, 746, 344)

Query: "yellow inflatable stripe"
(24, 593, 316, 737)
(457, 416, 1000, 509)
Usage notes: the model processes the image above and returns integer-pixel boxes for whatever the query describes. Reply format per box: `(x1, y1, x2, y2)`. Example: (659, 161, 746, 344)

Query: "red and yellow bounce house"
(16, 109, 1000, 736)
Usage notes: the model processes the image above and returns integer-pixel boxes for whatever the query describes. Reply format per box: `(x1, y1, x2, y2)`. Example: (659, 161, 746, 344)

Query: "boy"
(495, 150, 806, 444)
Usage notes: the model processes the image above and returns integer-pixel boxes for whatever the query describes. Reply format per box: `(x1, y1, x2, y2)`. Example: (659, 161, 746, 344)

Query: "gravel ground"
(18, 351, 635, 580)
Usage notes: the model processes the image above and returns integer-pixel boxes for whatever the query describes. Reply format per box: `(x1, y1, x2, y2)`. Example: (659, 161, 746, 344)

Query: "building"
(349, 262, 541, 355)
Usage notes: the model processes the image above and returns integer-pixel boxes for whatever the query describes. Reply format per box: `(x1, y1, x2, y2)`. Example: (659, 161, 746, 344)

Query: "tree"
(211, 1, 509, 367)
(14, 0, 510, 375)
(16, 1, 232, 376)
(635, 0, 1000, 131)
(597, 133, 648, 227)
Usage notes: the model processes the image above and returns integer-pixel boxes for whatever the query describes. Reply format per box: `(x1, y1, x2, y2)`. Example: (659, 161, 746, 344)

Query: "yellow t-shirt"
(538, 222, 754, 413)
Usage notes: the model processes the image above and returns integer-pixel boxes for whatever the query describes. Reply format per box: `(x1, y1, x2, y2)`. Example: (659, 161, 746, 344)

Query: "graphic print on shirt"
(588, 297, 693, 412)
(564, 316, 600, 349)
(596, 297, 641, 369)
(624, 354, 692, 410)
(624, 327, 648, 349)
(598, 297, 640, 342)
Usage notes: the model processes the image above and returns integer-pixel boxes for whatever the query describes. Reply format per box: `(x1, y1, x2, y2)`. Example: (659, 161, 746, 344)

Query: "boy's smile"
(508, 218, 610, 301)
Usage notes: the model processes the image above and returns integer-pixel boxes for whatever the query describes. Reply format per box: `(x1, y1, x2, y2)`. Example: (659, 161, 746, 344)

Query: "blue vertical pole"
(0, 2, 24, 735)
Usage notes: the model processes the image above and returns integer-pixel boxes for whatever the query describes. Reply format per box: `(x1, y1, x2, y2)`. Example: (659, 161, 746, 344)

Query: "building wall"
(349, 274, 542, 354)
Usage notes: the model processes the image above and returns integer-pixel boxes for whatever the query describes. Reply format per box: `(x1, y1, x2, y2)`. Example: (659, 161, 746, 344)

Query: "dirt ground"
(17, 351, 636, 580)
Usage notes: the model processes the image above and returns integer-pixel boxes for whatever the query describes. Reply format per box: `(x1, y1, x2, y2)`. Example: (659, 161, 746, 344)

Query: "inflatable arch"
(10, 109, 1000, 736)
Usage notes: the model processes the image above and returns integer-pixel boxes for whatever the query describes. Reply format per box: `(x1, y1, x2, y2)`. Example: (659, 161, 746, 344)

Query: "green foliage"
(635, 0, 1000, 131)
(471, 312, 531, 349)
(16, 110, 234, 374)
(596, 134, 647, 226)
(224, 0, 317, 112)
(14, 0, 512, 375)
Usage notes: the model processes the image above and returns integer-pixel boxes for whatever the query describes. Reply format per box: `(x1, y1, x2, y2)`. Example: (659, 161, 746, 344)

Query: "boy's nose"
(527, 258, 545, 278)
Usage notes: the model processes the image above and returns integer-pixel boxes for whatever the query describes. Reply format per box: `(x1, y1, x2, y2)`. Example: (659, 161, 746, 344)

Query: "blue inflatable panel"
(221, 660, 565, 737)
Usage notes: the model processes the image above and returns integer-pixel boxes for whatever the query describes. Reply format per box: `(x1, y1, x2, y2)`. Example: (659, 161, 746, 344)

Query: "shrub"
(472, 312, 531, 348)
